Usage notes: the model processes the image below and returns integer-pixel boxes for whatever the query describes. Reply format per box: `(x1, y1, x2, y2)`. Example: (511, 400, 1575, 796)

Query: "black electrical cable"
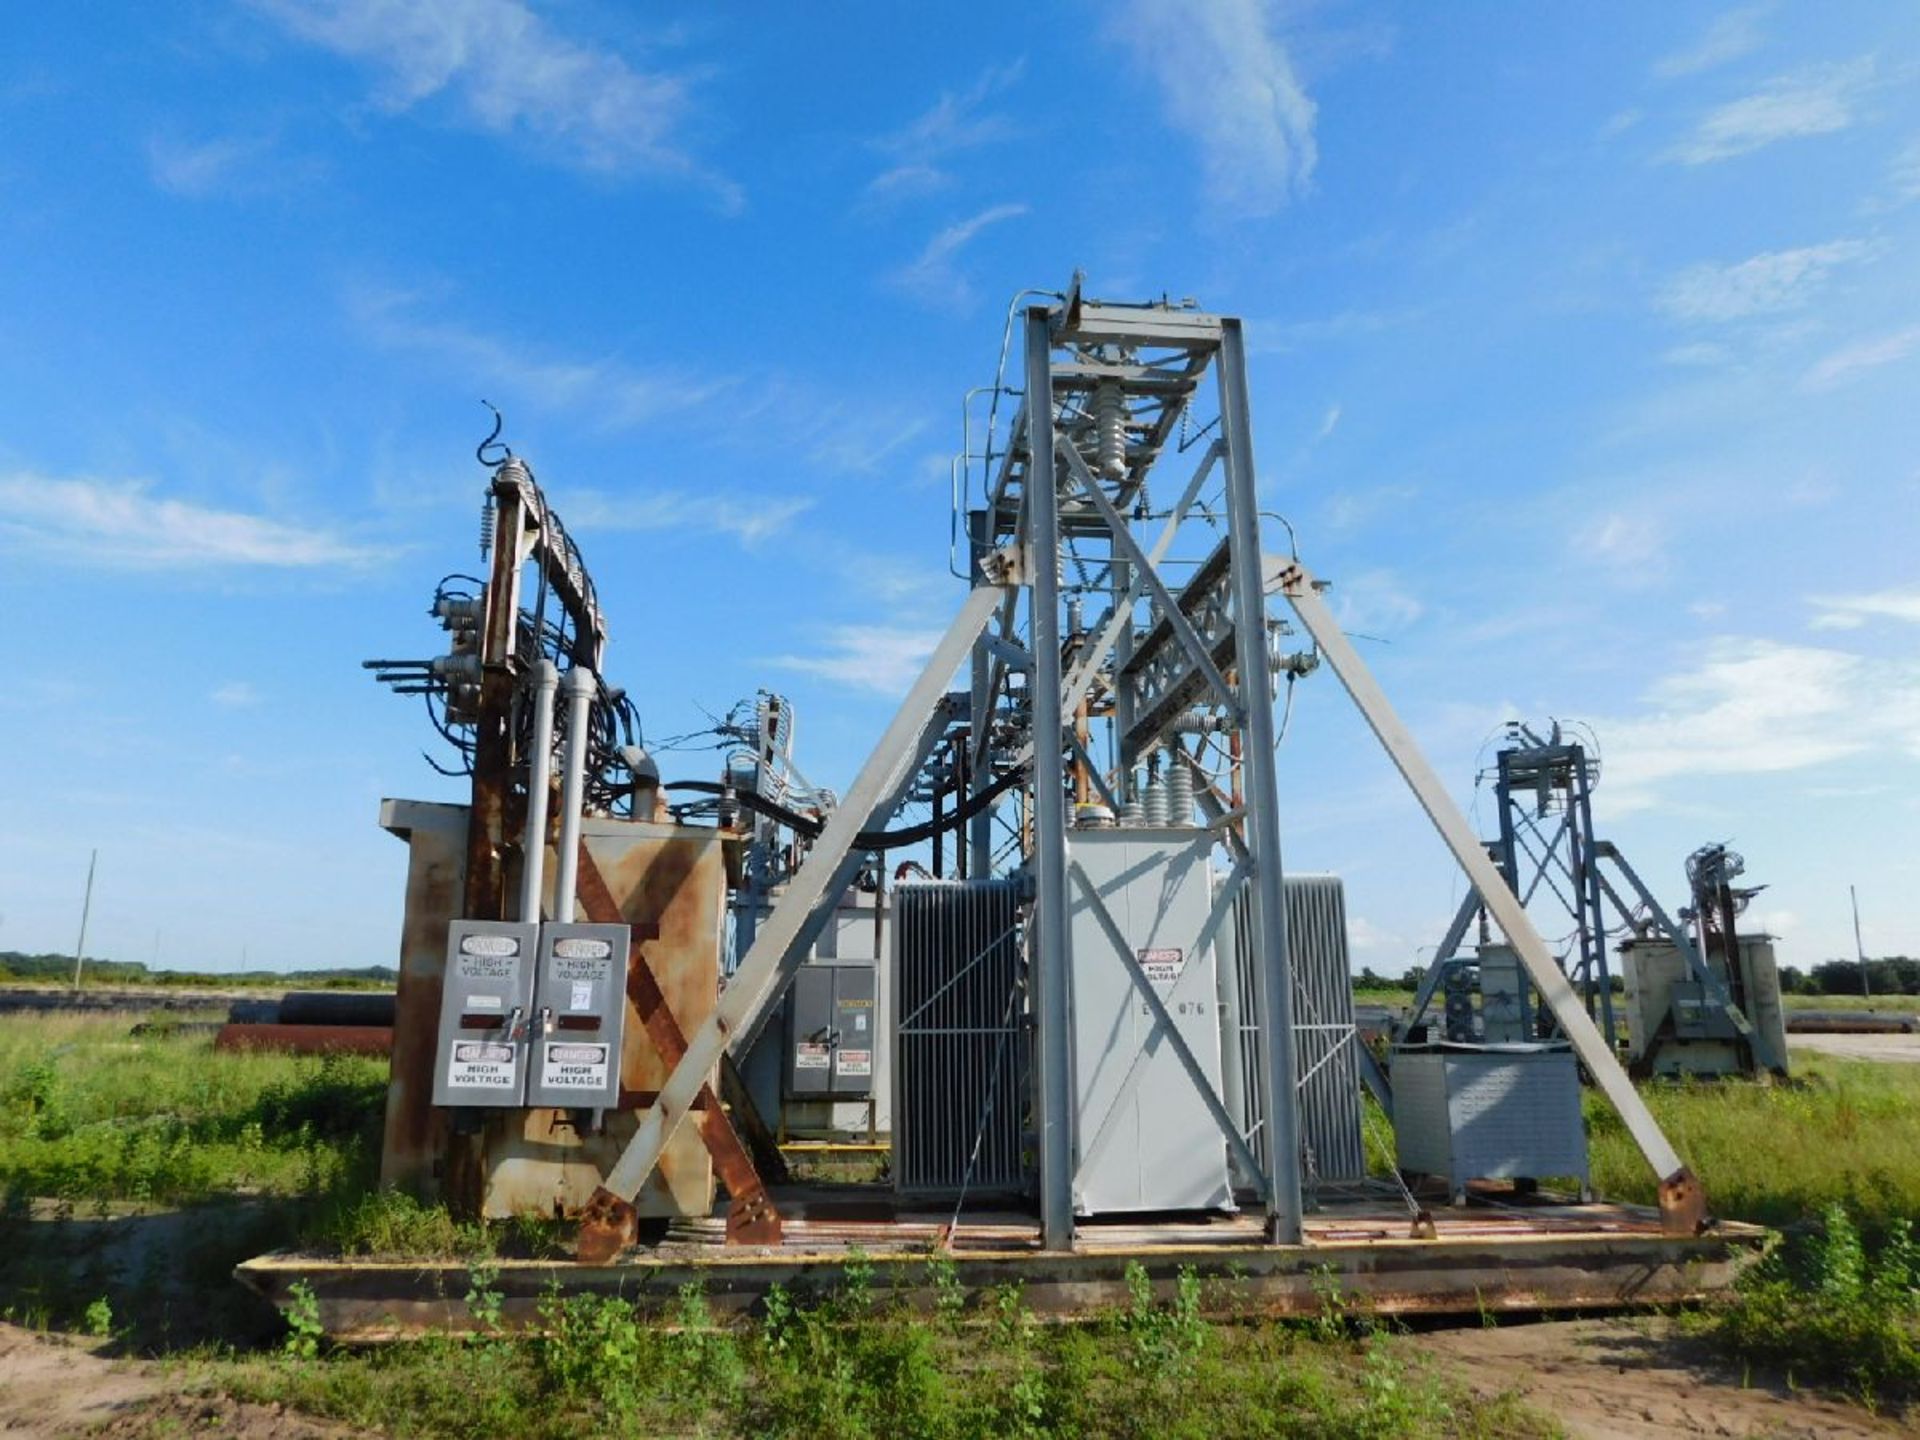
(663, 765, 1028, 850)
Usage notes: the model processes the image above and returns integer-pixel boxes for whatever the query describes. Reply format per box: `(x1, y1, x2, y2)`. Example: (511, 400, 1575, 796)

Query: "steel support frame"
(1271, 559, 1706, 1235)
(577, 581, 1010, 1255)
(1217, 319, 1306, 1243)
(1024, 307, 1077, 1251)
(1002, 306, 1305, 1247)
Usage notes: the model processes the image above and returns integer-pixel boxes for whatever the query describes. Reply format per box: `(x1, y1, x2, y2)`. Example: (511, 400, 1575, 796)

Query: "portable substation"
(244, 281, 1765, 1336)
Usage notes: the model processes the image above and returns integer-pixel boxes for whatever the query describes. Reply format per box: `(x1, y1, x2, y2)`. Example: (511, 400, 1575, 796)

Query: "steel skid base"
(235, 1184, 1763, 1341)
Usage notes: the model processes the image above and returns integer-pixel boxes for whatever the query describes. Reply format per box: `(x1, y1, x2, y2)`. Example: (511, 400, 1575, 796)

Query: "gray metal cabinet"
(1067, 828, 1233, 1215)
(786, 963, 876, 1099)
(1392, 1043, 1589, 1198)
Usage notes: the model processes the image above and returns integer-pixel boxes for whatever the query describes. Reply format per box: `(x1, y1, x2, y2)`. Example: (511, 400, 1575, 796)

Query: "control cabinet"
(432, 920, 540, 1109)
(786, 962, 876, 1099)
(527, 922, 630, 1111)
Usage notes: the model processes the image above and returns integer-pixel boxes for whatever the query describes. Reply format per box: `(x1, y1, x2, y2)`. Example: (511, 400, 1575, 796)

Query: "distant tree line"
(0, 949, 397, 990)
(1780, 957, 1920, 997)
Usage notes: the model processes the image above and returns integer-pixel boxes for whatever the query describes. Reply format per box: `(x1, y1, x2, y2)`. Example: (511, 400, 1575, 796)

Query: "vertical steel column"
(1025, 307, 1076, 1250)
(1216, 318, 1304, 1243)
(1573, 759, 1617, 1041)
(967, 508, 995, 880)
(1112, 549, 1136, 801)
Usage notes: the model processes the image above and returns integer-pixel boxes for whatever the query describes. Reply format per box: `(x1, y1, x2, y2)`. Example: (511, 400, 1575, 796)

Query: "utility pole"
(70, 849, 97, 991)
(1851, 884, 1871, 999)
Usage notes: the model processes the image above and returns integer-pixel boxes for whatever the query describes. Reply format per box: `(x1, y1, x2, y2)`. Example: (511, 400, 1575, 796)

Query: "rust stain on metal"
(578, 842, 783, 1248)
(1658, 1166, 1709, 1236)
(379, 809, 467, 1195)
(575, 1186, 636, 1263)
(237, 1198, 1768, 1340)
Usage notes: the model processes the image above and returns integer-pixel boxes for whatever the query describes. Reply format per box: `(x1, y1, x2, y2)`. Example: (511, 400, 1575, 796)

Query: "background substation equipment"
(1387, 720, 1788, 1198)
(364, 280, 1713, 1261)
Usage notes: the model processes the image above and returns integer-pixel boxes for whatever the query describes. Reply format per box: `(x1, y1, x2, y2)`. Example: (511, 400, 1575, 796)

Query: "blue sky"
(1, 2, 1917, 977)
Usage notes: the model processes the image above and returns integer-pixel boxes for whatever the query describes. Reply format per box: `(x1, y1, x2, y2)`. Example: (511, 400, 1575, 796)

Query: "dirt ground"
(0, 1325, 345, 1439)
(1789, 1031, 1920, 1064)
(1419, 1316, 1910, 1439)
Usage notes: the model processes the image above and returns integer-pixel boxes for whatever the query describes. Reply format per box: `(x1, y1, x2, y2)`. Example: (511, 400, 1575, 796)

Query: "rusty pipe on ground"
(518, 660, 560, 923)
(551, 667, 598, 922)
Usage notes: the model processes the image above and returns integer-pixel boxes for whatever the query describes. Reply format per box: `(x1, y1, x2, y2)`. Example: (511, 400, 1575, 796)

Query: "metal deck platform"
(236, 1183, 1765, 1340)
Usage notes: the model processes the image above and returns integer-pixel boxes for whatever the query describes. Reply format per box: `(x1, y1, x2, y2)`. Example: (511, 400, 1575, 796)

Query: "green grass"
(1781, 992, 1920, 1013)
(1706, 1203, 1920, 1404)
(198, 1268, 1550, 1440)
(1586, 1055, 1920, 1238)
(0, 1010, 390, 1344)
(0, 1012, 385, 1207)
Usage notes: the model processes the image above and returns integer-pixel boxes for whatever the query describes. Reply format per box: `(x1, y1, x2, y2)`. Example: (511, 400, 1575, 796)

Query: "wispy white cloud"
(1661, 341, 1735, 367)
(1890, 137, 1920, 204)
(0, 474, 384, 569)
(1330, 569, 1423, 636)
(1578, 508, 1672, 587)
(885, 203, 1027, 311)
(1596, 638, 1920, 812)
(146, 133, 275, 197)
(1809, 586, 1920, 630)
(354, 284, 933, 478)
(1658, 239, 1877, 322)
(559, 488, 811, 549)
(251, 0, 739, 207)
(770, 624, 947, 697)
(1652, 7, 1767, 79)
(212, 681, 264, 708)
(1802, 324, 1920, 390)
(1321, 482, 1415, 533)
(1664, 59, 1873, 164)
(1251, 306, 1424, 354)
(1599, 108, 1644, 141)
(349, 283, 727, 426)
(1105, 0, 1316, 216)
(865, 61, 1023, 204)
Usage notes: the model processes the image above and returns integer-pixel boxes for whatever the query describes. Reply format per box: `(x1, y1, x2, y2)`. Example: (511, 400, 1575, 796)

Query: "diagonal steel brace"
(1067, 860, 1269, 1196)
(1272, 557, 1708, 1236)
(577, 579, 1010, 1259)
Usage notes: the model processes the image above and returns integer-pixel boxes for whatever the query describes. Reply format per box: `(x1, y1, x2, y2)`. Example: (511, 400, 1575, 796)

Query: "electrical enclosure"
(526, 921, 630, 1110)
(432, 919, 540, 1109)
(1621, 935, 1789, 1077)
(1391, 1043, 1589, 1195)
(1067, 828, 1233, 1216)
(786, 962, 876, 1099)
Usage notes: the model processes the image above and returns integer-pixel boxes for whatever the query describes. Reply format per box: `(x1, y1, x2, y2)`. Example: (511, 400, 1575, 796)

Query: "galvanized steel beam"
(1270, 559, 1705, 1235)
(1025, 305, 1077, 1252)
(1217, 319, 1307, 1245)
(577, 578, 1009, 1258)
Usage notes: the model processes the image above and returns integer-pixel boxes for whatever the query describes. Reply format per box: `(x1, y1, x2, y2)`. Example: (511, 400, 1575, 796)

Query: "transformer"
(1391, 1043, 1590, 1201)
(1622, 935, 1789, 1078)
(1066, 828, 1232, 1216)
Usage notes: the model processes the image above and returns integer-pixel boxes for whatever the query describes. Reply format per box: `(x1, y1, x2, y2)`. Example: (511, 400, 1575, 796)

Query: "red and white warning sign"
(541, 1042, 610, 1091)
(836, 1048, 872, 1078)
(1137, 947, 1187, 986)
(794, 1042, 830, 1070)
